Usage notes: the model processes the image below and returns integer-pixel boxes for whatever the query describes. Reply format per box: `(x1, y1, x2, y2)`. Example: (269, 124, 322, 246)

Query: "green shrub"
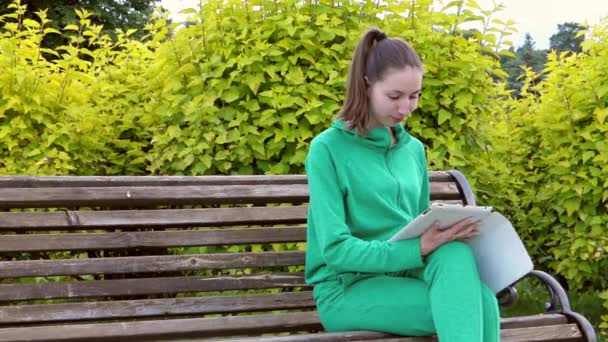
(0, 2, 153, 175)
(474, 18, 608, 331)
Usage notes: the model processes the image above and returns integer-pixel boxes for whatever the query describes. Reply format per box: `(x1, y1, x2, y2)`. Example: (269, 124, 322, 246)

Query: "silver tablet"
(389, 203, 533, 294)
(389, 203, 493, 242)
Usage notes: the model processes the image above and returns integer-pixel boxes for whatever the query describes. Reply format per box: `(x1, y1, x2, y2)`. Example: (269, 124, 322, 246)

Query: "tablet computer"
(388, 203, 494, 241)
(389, 203, 533, 294)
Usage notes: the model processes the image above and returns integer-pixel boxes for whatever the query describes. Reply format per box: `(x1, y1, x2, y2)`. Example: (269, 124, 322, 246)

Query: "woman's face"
(367, 66, 423, 129)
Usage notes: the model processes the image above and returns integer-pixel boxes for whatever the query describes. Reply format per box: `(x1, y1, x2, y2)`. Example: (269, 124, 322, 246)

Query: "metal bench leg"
(496, 286, 518, 307)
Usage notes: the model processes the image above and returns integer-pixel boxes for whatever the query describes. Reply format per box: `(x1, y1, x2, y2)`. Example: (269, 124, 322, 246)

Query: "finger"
(454, 227, 479, 241)
(450, 216, 475, 227)
(452, 217, 479, 231)
(449, 218, 478, 235)
(425, 220, 441, 232)
(450, 224, 477, 238)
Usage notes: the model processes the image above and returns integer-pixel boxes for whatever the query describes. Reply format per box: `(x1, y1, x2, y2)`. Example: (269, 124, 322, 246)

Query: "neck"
(388, 127, 396, 145)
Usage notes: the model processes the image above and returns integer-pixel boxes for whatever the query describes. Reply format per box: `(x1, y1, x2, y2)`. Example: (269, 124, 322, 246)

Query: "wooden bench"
(0, 171, 596, 341)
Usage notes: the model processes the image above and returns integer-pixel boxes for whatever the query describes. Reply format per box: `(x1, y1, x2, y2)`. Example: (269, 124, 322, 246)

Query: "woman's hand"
(419, 217, 480, 257)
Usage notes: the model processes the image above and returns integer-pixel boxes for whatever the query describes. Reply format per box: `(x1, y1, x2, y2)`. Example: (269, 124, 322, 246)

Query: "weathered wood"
(0, 291, 315, 324)
(0, 172, 590, 342)
(0, 206, 308, 231)
(224, 333, 435, 342)
(0, 172, 453, 188)
(0, 199, 459, 233)
(0, 312, 321, 342)
(0, 251, 306, 278)
(500, 313, 569, 329)
(0, 175, 309, 188)
(501, 324, 583, 341)
(0, 311, 582, 342)
(0, 273, 308, 301)
(0, 227, 307, 252)
(0, 182, 460, 209)
(0, 184, 311, 209)
(225, 323, 584, 342)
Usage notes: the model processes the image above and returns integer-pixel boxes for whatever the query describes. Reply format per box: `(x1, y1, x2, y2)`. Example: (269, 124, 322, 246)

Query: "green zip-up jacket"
(304, 119, 430, 286)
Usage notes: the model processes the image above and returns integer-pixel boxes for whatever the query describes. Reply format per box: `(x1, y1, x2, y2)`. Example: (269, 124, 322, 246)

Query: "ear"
(364, 75, 370, 86)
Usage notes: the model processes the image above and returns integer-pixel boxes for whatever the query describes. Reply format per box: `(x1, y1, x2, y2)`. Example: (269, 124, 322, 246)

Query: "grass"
(500, 277, 606, 341)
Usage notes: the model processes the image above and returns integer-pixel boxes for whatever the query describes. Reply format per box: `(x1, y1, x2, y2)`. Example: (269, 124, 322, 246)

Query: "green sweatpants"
(313, 242, 500, 341)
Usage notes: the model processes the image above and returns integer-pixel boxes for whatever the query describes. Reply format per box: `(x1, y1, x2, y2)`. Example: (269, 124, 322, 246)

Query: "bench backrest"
(0, 171, 471, 329)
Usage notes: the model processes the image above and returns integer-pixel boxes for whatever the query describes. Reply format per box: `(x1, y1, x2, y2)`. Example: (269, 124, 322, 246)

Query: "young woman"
(304, 27, 500, 341)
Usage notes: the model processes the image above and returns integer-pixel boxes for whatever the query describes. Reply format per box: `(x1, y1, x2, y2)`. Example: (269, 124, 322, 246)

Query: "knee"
(428, 241, 475, 265)
(481, 284, 499, 309)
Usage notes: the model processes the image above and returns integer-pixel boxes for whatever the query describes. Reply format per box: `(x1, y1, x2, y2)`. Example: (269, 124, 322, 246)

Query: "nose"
(398, 99, 411, 115)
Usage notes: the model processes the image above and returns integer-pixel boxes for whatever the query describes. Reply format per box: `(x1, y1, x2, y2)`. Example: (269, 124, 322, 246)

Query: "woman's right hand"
(419, 217, 480, 257)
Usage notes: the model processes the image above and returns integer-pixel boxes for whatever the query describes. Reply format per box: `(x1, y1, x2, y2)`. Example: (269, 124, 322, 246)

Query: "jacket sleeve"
(305, 140, 425, 274)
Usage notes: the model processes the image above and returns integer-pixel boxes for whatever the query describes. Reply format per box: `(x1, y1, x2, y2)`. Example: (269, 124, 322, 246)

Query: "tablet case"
(389, 203, 533, 294)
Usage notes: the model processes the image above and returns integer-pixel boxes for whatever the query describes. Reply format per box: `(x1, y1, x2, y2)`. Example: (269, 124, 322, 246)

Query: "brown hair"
(338, 28, 422, 134)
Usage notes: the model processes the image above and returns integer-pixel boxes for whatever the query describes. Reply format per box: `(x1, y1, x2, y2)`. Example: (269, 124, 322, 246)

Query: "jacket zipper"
(385, 146, 401, 207)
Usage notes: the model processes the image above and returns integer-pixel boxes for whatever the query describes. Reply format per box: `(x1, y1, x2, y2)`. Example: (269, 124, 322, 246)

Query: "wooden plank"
(0, 182, 461, 209)
(224, 332, 433, 342)
(0, 206, 308, 231)
(0, 227, 307, 252)
(430, 182, 461, 200)
(500, 313, 568, 329)
(0, 175, 308, 188)
(0, 184, 311, 209)
(0, 311, 581, 342)
(0, 196, 461, 232)
(501, 324, 582, 341)
(0, 311, 322, 341)
(198, 314, 573, 342)
(0, 273, 307, 301)
(223, 336, 430, 342)
(0, 291, 315, 324)
(224, 323, 583, 342)
(0, 172, 453, 188)
(0, 251, 305, 278)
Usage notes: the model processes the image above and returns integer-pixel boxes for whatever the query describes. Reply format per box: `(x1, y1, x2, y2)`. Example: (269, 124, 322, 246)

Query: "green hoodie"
(305, 119, 430, 287)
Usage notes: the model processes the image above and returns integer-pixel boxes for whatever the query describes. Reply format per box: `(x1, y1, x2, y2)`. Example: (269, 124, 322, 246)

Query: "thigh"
(318, 274, 436, 336)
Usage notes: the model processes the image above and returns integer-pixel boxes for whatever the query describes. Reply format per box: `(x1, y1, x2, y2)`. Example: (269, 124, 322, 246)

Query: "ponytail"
(338, 28, 422, 135)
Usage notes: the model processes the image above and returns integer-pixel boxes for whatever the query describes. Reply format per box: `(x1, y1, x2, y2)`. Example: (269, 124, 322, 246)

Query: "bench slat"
(0, 206, 307, 231)
(0, 175, 309, 188)
(0, 184, 311, 209)
(0, 292, 315, 324)
(0, 273, 307, 301)
(500, 313, 570, 329)
(0, 312, 321, 342)
(0, 183, 460, 209)
(0, 251, 305, 278)
(225, 333, 433, 342)
(0, 294, 570, 329)
(0, 200, 461, 234)
(0, 311, 579, 342)
(501, 324, 582, 341)
(224, 323, 583, 342)
(0, 172, 455, 188)
(0, 227, 307, 252)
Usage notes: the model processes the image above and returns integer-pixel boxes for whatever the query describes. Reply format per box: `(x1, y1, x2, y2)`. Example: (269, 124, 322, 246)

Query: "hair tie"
(376, 32, 387, 42)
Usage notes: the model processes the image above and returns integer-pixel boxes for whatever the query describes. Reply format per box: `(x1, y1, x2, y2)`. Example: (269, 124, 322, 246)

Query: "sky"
(159, 0, 608, 50)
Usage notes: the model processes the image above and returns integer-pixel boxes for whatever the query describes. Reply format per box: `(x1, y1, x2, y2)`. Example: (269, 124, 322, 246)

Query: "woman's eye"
(388, 95, 400, 100)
